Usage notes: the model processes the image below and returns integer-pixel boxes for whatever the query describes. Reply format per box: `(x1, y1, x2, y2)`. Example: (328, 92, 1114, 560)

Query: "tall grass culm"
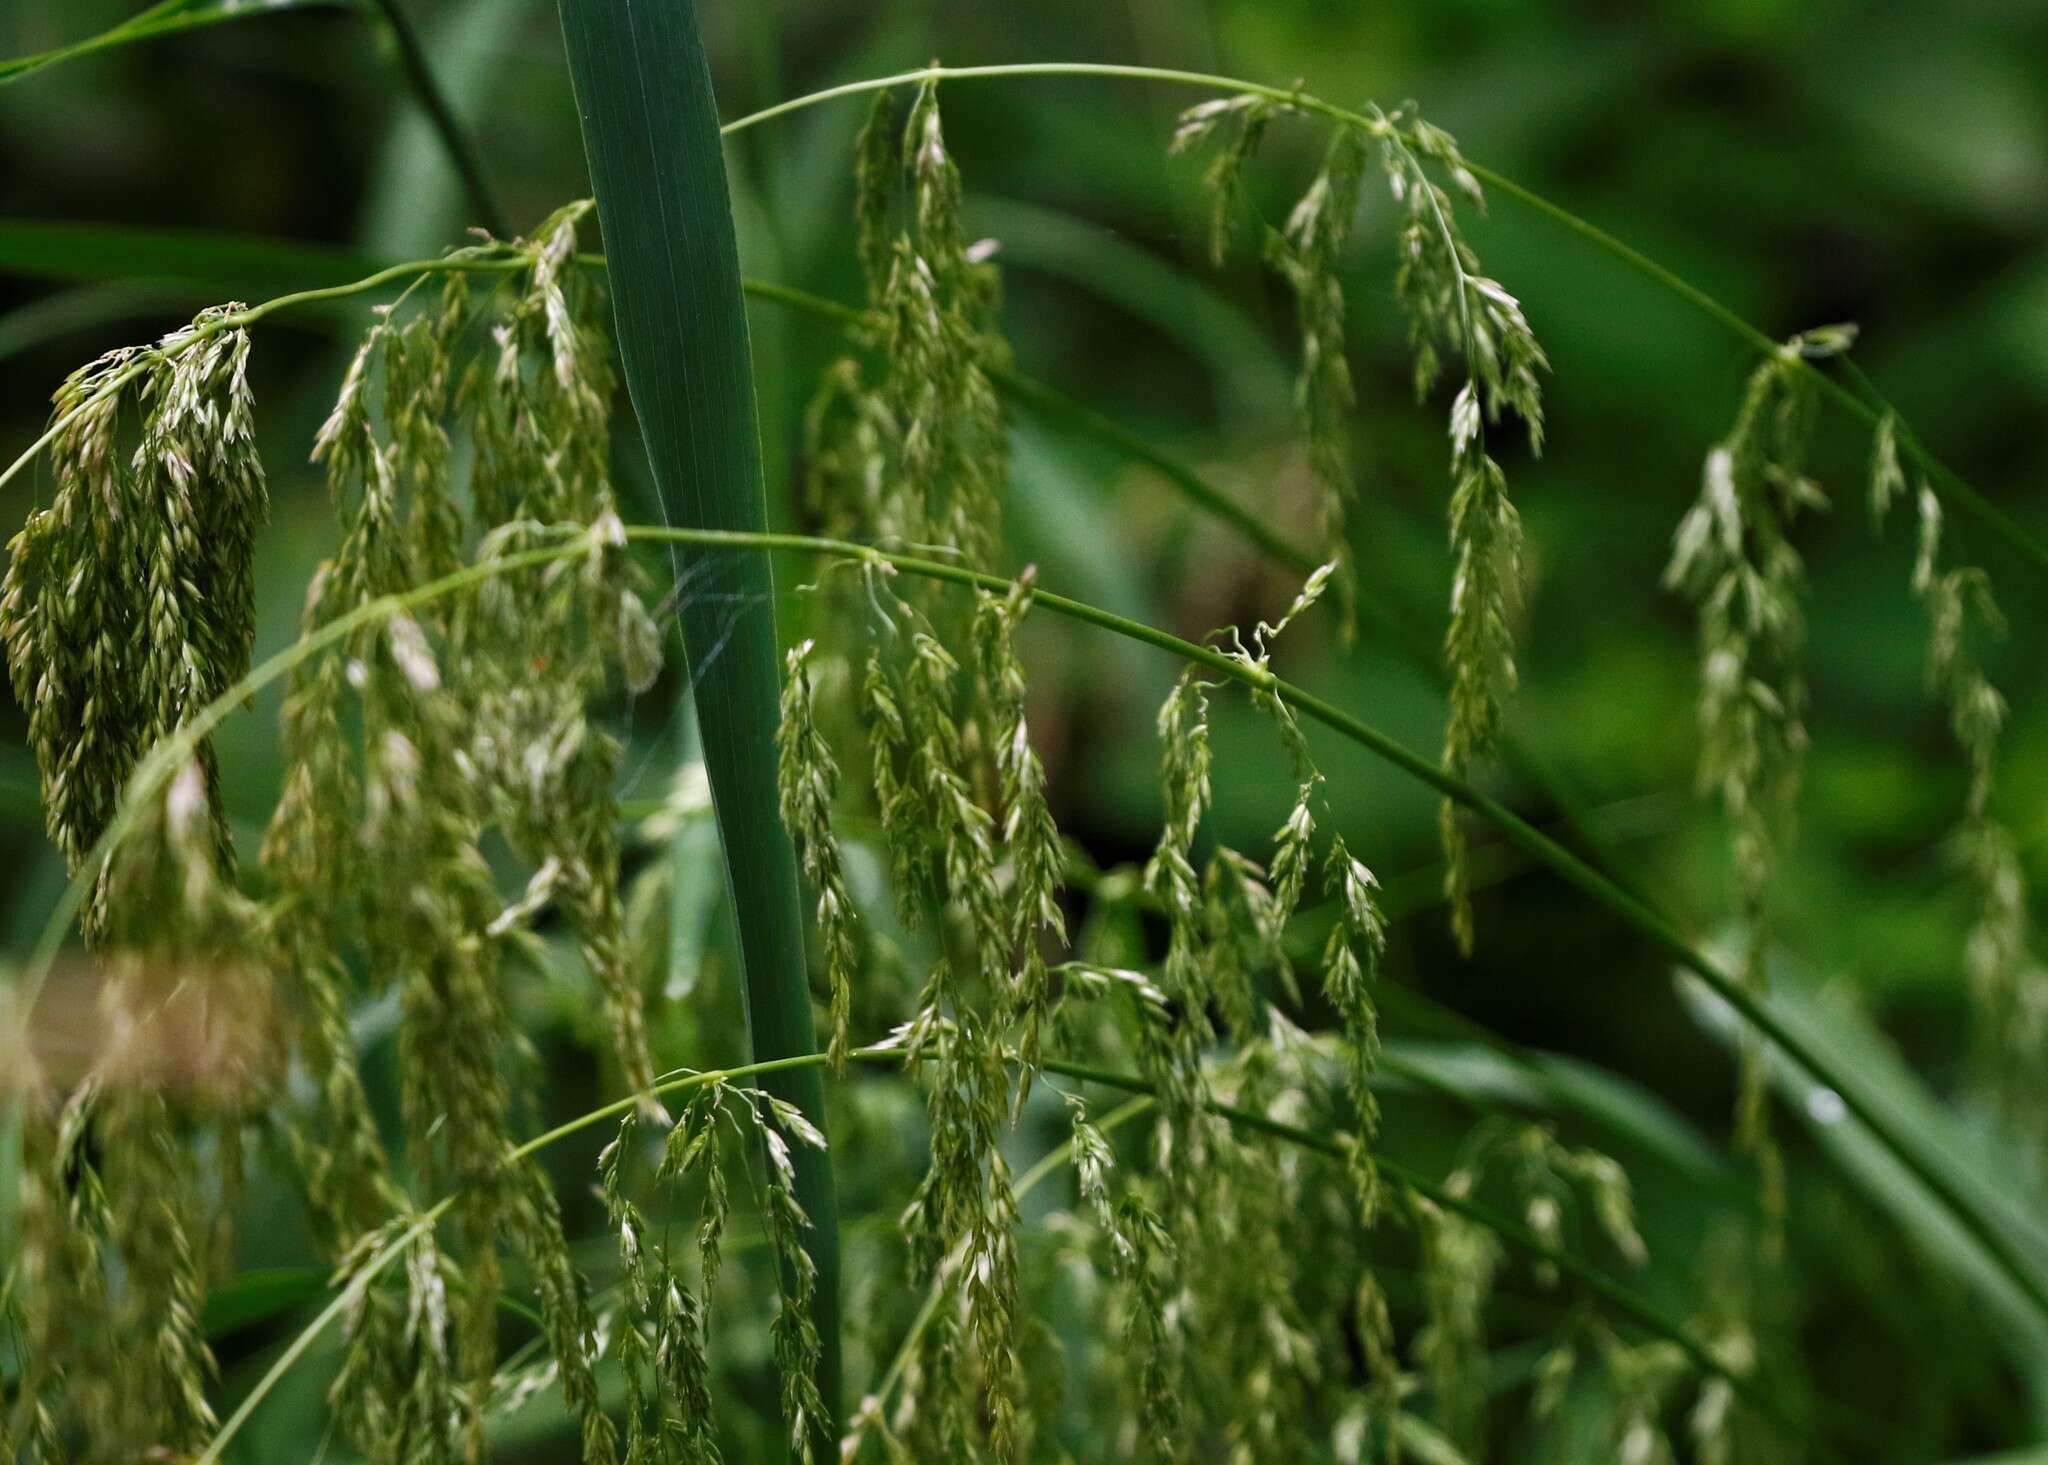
(0, 8, 2044, 1465)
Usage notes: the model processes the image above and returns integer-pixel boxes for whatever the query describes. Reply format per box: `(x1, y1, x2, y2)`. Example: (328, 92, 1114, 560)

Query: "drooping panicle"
(1665, 328, 1846, 1244)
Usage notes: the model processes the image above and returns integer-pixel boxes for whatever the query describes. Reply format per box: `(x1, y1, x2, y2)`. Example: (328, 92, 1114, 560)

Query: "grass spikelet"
(972, 572, 1066, 1078)
(1868, 410, 1906, 527)
(1438, 445, 1523, 953)
(1202, 846, 1282, 1034)
(1374, 113, 1545, 953)
(510, 1161, 618, 1463)
(1322, 835, 1386, 1205)
(779, 637, 862, 1070)
(1170, 93, 1291, 266)
(1410, 1187, 1502, 1452)
(330, 1217, 461, 1462)
(862, 639, 934, 914)
(754, 1091, 833, 1462)
(1109, 1189, 1180, 1462)
(1140, 667, 1223, 1184)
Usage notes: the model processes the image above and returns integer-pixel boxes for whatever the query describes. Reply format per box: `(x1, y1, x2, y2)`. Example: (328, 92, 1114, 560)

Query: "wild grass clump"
(1, 32, 2043, 1465)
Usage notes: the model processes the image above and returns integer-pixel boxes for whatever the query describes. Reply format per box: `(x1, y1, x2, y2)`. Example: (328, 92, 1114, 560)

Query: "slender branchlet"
(1898, 481, 2048, 1135)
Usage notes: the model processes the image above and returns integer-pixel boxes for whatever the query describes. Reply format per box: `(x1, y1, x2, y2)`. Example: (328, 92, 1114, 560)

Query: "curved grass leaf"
(0, 0, 357, 88)
(552, 0, 842, 1450)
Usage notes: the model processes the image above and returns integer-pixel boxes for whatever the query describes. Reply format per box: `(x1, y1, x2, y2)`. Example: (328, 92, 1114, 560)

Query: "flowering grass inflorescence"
(7, 52, 2026, 1465)
(1171, 92, 1547, 956)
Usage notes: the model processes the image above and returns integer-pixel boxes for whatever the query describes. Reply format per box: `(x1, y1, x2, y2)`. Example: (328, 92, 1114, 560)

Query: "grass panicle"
(11, 45, 2046, 1465)
(1899, 481, 2047, 1137)
(1664, 328, 1849, 1249)
(1170, 94, 1547, 954)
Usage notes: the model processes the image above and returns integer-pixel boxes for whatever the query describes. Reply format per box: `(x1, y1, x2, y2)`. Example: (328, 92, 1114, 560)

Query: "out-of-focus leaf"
(200, 1267, 326, 1338)
(0, 747, 41, 828)
(1382, 1038, 1731, 1186)
(1683, 953, 2048, 1397)
(0, 220, 378, 304)
(357, 0, 526, 257)
(0, 282, 196, 364)
(968, 193, 1291, 421)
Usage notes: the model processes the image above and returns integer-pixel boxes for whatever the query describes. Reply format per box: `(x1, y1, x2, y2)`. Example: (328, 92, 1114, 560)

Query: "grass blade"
(0, 0, 355, 87)
(552, 0, 842, 1450)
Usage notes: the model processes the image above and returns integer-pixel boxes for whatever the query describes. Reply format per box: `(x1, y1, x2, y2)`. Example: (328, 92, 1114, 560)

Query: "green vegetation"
(3, 3, 2046, 1462)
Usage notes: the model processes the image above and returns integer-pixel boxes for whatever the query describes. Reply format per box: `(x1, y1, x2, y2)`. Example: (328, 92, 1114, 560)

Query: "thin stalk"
(200, 1045, 1780, 1462)
(718, 62, 2048, 579)
(365, 0, 510, 238)
(21, 519, 2047, 1334)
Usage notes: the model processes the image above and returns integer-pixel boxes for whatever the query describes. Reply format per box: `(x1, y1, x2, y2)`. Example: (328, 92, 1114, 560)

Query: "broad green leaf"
(553, 0, 841, 1447)
(0, 219, 378, 303)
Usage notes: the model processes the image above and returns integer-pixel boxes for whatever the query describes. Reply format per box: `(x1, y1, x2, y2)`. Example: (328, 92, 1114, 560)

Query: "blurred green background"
(4, 0, 2048, 1458)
